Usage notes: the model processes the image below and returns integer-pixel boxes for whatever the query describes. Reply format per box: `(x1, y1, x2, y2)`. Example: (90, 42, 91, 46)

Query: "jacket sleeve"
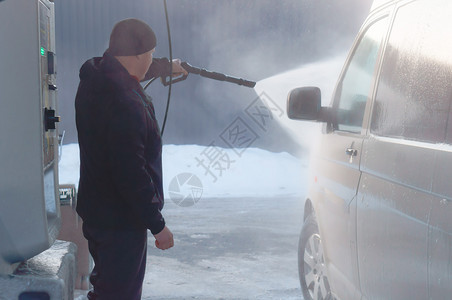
(142, 57, 172, 81)
(106, 97, 165, 234)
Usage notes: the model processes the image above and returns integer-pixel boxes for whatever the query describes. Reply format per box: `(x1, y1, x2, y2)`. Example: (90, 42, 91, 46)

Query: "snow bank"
(58, 144, 307, 199)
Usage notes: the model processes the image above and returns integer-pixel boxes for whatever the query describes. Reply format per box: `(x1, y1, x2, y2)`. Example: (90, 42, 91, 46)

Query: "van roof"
(371, 0, 394, 11)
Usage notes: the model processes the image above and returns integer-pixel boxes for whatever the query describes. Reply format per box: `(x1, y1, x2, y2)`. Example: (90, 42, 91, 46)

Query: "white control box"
(0, 0, 61, 273)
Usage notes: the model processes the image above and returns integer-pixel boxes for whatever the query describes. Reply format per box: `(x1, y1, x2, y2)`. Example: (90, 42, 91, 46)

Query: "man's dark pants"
(82, 223, 148, 300)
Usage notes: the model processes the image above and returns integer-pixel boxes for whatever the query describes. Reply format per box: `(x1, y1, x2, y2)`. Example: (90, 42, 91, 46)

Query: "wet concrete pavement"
(142, 196, 305, 300)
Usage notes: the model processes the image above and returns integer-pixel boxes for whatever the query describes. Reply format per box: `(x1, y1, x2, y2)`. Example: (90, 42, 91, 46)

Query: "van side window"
(371, 1, 452, 144)
(334, 18, 388, 133)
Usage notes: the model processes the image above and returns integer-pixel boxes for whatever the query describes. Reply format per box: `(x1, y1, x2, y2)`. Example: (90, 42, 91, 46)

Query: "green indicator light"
(40, 47, 45, 56)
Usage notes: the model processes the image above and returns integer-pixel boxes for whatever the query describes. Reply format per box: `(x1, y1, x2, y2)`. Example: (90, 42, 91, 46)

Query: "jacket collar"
(101, 51, 141, 91)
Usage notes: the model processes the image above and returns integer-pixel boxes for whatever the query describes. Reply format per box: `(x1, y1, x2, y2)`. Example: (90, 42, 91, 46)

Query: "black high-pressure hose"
(160, 0, 172, 136)
(143, 0, 173, 137)
(144, 0, 256, 136)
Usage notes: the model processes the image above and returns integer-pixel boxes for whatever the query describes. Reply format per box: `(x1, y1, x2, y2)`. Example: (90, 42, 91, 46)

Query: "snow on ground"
(59, 143, 307, 199)
(142, 195, 305, 300)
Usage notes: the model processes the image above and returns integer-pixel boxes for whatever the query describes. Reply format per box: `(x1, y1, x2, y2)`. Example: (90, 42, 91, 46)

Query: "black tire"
(298, 213, 334, 300)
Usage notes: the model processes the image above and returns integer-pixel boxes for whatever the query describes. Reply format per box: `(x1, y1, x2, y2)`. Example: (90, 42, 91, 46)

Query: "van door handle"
(345, 148, 358, 157)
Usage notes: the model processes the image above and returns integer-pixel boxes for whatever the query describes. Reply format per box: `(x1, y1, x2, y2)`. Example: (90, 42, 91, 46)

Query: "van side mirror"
(287, 87, 330, 122)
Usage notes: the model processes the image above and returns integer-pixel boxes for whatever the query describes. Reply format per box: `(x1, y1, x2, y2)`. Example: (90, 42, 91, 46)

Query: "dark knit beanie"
(108, 18, 157, 56)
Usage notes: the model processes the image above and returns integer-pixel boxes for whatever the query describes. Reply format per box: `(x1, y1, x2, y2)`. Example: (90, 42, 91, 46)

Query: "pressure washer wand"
(161, 62, 256, 88)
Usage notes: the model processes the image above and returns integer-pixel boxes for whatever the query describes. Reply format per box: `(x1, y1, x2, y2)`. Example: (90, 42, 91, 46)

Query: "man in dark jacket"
(75, 18, 187, 300)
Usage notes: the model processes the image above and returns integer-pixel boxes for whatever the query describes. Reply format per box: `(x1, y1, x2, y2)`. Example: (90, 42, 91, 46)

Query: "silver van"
(287, 0, 452, 299)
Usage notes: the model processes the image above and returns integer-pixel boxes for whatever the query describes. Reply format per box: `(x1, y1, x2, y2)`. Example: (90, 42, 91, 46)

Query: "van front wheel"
(298, 214, 334, 300)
